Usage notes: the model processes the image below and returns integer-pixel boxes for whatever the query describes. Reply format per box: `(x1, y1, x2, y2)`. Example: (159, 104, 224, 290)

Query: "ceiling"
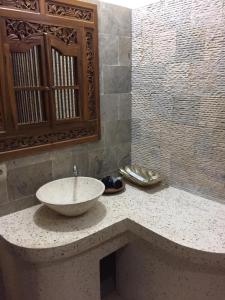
(100, 0, 159, 9)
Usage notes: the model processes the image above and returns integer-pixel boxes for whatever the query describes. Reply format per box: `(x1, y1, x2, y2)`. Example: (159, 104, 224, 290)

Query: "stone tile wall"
(132, 0, 225, 202)
(0, 1, 131, 216)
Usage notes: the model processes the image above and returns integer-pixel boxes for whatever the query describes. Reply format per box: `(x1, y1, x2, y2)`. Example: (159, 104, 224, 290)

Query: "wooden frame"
(0, 0, 100, 160)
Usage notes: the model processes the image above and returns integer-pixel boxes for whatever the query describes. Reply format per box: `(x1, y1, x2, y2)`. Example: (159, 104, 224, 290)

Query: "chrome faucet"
(73, 165, 78, 177)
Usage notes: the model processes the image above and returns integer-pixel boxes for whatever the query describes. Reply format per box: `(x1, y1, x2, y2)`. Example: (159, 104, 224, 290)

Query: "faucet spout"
(73, 165, 78, 177)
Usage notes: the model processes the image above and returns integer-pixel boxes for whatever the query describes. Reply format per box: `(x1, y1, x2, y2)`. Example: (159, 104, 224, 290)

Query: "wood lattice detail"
(0, 126, 96, 152)
(51, 48, 80, 120)
(6, 19, 78, 45)
(11, 45, 47, 125)
(47, 2, 93, 22)
(86, 30, 96, 119)
(0, 0, 39, 11)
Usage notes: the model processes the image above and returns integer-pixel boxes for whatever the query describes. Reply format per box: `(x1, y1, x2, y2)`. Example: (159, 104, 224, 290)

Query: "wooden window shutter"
(0, 0, 100, 159)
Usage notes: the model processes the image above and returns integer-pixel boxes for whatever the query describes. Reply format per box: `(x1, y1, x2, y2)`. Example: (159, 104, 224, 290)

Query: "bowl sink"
(36, 177, 105, 217)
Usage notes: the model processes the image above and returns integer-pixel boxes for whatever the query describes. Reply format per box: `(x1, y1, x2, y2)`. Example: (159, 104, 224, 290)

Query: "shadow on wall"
(0, 269, 5, 300)
(33, 201, 106, 232)
(122, 180, 169, 195)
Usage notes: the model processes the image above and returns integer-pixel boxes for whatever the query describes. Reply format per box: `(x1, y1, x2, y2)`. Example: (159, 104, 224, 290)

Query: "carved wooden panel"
(0, 0, 99, 159)
(47, 1, 94, 22)
(0, 0, 39, 11)
(0, 106, 3, 130)
(6, 19, 78, 45)
(0, 125, 96, 152)
(86, 30, 96, 119)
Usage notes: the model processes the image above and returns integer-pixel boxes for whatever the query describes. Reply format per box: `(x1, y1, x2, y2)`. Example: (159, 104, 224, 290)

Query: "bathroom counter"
(1, 184, 225, 264)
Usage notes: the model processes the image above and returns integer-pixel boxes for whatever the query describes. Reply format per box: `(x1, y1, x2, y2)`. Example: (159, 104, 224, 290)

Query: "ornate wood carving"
(47, 2, 93, 22)
(6, 19, 78, 45)
(0, 110, 3, 129)
(86, 30, 96, 119)
(0, 0, 39, 11)
(0, 126, 96, 152)
(0, 0, 99, 159)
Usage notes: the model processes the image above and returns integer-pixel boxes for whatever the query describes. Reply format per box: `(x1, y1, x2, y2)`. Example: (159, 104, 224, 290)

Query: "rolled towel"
(102, 176, 123, 189)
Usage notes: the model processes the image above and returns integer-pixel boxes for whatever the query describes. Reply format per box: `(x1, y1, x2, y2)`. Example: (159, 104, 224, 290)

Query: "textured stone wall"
(0, 1, 131, 216)
(132, 0, 225, 201)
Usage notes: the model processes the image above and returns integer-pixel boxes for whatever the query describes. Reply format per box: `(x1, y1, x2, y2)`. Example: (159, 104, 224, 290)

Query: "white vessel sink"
(36, 177, 105, 217)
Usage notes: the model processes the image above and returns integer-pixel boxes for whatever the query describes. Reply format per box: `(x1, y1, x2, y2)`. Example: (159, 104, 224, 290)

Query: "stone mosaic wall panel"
(132, 0, 225, 201)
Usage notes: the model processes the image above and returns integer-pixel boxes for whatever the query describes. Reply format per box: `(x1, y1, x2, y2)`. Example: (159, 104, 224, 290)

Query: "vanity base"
(1, 185, 225, 300)
(1, 234, 130, 300)
(103, 291, 123, 300)
(117, 238, 225, 300)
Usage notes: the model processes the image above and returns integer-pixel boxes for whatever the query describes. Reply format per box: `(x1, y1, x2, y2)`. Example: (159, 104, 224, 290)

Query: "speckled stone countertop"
(1, 184, 225, 264)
